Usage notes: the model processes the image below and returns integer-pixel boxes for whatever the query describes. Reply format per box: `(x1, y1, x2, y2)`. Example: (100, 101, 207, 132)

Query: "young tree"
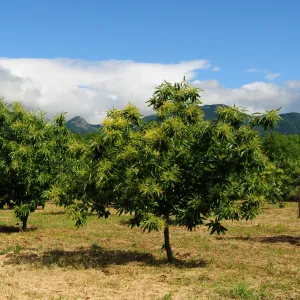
(262, 132, 300, 217)
(62, 80, 280, 262)
(0, 99, 71, 230)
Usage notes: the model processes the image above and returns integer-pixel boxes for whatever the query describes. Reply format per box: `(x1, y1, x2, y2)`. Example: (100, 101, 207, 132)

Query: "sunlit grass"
(0, 202, 299, 299)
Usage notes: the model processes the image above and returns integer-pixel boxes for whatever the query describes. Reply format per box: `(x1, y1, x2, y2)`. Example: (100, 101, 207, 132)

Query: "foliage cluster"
(0, 99, 72, 230)
(262, 132, 300, 216)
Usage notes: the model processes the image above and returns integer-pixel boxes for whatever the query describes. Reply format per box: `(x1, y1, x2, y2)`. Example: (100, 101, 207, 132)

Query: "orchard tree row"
(0, 99, 74, 230)
(262, 132, 300, 217)
(0, 80, 291, 262)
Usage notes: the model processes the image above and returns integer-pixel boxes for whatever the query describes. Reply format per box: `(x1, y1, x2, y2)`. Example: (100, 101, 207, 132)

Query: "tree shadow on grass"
(0, 225, 37, 234)
(216, 235, 300, 246)
(41, 211, 66, 216)
(5, 244, 208, 270)
(118, 219, 131, 226)
(119, 218, 177, 226)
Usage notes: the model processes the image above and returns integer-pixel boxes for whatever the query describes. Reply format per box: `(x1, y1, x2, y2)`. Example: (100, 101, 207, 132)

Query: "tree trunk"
(22, 214, 29, 231)
(164, 224, 173, 263)
(298, 198, 300, 218)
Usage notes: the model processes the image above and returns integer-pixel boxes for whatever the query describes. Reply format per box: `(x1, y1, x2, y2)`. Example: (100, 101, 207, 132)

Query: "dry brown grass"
(0, 202, 299, 300)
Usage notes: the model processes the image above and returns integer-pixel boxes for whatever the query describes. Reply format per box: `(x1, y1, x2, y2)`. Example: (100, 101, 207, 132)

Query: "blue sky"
(1, 0, 300, 122)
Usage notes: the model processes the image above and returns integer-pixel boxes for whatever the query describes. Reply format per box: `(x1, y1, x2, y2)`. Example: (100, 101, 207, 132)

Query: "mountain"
(199, 105, 300, 135)
(66, 106, 300, 135)
(141, 104, 224, 123)
(275, 113, 300, 135)
(66, 116, 101, 134)
(201, 104, 226, 120)
(141, 105, 300, 135)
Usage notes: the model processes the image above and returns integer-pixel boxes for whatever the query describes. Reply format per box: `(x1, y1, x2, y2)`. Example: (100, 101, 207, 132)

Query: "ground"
(0, 202, 299, 300)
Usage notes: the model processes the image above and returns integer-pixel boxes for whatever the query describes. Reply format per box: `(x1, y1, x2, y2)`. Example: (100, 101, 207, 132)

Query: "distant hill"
(201, 106, 300, 135)
(141, 104, 225, 123)
(275, 112, 300, 135)
(201, 104, 226, 120)
(141, 105, 300, 135)
(66, 116, 101, 134)
(66, 106, 300, 135)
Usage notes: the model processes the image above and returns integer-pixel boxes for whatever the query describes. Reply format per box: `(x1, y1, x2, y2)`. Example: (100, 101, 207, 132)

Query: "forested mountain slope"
(67, 105, 300, 135)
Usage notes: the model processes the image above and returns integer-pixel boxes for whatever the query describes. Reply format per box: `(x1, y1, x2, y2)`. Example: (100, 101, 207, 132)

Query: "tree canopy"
(0, 99, 71, 230)
(58, 80, 280, 262)
(262, 132, 300, 216)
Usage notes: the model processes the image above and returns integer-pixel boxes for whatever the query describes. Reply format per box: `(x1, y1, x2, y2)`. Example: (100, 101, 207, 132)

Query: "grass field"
(0, 202, 299, 300)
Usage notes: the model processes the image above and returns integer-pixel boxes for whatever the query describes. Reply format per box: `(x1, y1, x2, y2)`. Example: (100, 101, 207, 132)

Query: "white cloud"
(245, 68, 259, 73)
(0, 58, 210, 123)
(192, 80, 300, 114)
(212, 66, 220, 72)
(0, 58, 300, 123)
(246, 68, 281, 81)
(265, 72, 281, 81)
(285, 80, 300, 89)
